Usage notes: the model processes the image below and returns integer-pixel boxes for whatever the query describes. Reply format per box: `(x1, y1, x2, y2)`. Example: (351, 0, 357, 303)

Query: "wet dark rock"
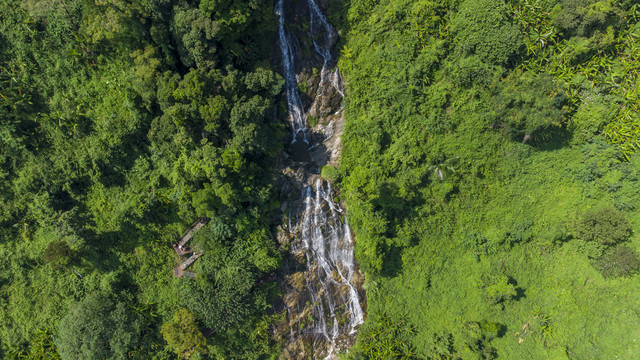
(288, 140, 312, 162)
(273, 1, 365, 359)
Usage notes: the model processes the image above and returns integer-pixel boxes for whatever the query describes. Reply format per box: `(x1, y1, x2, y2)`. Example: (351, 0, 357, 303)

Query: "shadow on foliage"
(83, 228, 128, 274)
(508, 276, 527, 302)
(380, 244, 403, 278)
(523, 127, 573, 152)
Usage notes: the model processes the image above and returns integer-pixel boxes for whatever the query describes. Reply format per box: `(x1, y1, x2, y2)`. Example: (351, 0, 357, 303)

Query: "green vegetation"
(321, 165, 341, 182)
(349, 314, 418, 359)
(336, 0, 640, 358)
(161, 309, 207, 359)
(0, 0, 283, 358)
(3, 0, 640, 358)
(595, 245, 640, 278)
(575, 206, 632, 247)
(56, 294, 143, 360)
(308, 114, 319, 127)
(43, 241, 77, 271)
(298, 80, 309, 94)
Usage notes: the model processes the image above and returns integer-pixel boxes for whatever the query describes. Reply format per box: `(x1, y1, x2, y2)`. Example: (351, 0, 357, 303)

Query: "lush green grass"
(363, 143, 640, 358)
(336, 0, 640, 358)
(346, 135, 640, 358)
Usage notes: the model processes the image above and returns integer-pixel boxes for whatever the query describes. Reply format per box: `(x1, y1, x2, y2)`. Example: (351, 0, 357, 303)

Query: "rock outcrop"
(272, 1, 366, 359)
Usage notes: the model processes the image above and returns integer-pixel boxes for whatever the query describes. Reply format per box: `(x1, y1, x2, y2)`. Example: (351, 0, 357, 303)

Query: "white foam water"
(293, 180, 364, 359)
(275, 0, 307, 141)
(307, 0, 344, 98)
(275, 0, 345, 143)
(275, 1, 364, 358)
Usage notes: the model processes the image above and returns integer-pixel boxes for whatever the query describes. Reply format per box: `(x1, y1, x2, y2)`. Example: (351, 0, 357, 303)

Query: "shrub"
(428, 332, 457, 359)
(321, 165, 340, 183)
(496, 73, 567, 140)
(595, 245, 640, 278)
(454, 0, 523, 66)
(462, 232, 499, 260)
(297, 80, 308, 94)
(483, 274, 517, 306)
(451, 55, 497, 88)
(463, 321, 500, 359)
(575, 238, 608, 259)
(308, 114, 319, 127)
(56, 294, 142, 360)
(43, 241, 75, 270)
(575, 207, 632, 246)
(554, 0, 622, 38)
(161, 308, 207, 359)
(350, 313, 417, 359)
(504, 220, 534, 247)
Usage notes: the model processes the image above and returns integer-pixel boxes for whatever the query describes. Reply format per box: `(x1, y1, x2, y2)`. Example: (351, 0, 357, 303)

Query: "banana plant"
(428, 156, 460, 181)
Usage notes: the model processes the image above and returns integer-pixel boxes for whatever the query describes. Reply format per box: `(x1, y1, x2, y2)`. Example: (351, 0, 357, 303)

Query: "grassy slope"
(336, 0, 640, 358)
(381, 145, 640, 358)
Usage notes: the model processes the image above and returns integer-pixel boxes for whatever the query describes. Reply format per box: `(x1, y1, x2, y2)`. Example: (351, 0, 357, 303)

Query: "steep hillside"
(336, 0, 640, 358)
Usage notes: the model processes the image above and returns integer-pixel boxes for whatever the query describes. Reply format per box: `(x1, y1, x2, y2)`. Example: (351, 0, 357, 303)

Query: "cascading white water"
(275, 0, 344, 142)
(275, 1, 364, 358)
(294, 179, 364, 359)
(275, 0, 307, 140)
(307, 0, 344, 97)
(330, 70, 344, 98)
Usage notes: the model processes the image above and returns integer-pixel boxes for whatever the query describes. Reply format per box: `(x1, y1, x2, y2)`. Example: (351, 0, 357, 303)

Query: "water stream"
(296, 180, 364, 356)
(275, 0, 364, 358)
(307, 0, 343, 97)
(276, 0, 307, 141)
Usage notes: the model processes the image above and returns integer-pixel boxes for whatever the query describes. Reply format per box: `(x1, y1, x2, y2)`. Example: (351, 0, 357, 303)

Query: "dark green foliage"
(575, 207, 632, 246)
(504, 220, 534, 247)
(206, 305, 281, 360)
(482, 274, 517, 306)
(462, 321, 500, 360)
(428, 332, 459, 359)
(171, 7, 221, 69)
(349, 314, 417, 359)
(18, 329, 61, 360)
(43, 241, 75, 270)
(181, 264, 255, 331)
(339, 0, 640, 358)
(454, 0, 524, 66)
(428, 156, 460, 182)
(462, 232, 500, 260)
(161, 308, 207, 359)
(56, 294, 142, 360)
(595, 245, 640, 278)
(514, 0, 640, 158)
(496, 73, 567, 140)
(450, 56, 500, 89)
(0, 0, 283, 357)
(554, 0, 623, 38)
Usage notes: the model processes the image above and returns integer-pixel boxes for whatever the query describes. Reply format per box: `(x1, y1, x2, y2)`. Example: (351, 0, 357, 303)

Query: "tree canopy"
(0, 0, 284, 358)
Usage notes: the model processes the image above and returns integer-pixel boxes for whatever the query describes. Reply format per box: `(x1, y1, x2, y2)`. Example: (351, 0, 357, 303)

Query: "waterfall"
(275, 0, 345, 142)
(307, 0, 344, 98)
(275, 1, 364, 358)
(275, 0, 307, 141)
(295, 180, 364, 359)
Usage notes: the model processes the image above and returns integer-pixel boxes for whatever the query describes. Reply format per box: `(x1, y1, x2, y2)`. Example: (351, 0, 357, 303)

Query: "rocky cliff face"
(271, 1, 365, 358)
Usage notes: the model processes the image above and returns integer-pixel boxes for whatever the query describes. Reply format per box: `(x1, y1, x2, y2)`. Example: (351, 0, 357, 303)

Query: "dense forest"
(0, 0, 286, 358)
(334, 0, 640, 358)
(1, 0, 640, 359)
